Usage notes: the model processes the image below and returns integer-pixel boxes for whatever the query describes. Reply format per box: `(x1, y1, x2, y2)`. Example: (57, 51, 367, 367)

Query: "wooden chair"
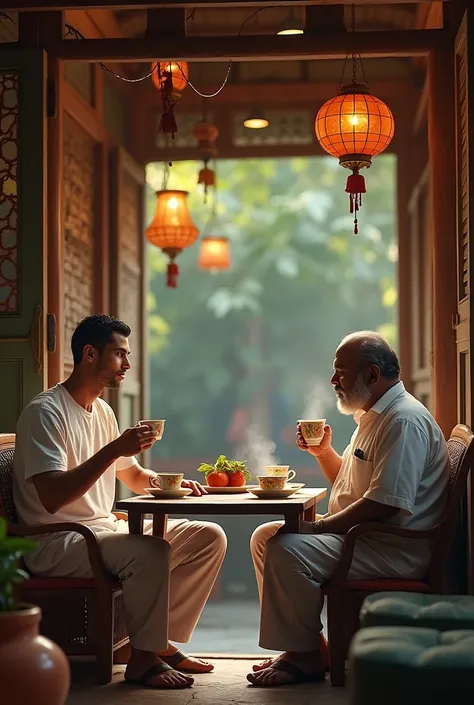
(0, 434, 130, 684)
(323, 423, 474, 687)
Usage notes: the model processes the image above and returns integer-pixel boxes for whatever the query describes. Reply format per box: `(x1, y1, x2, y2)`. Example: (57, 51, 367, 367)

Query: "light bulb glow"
(349, 115, 359, 126)
(244, 117, 269, 129)
(167, 197, 179, 209)
(277, 28, 304, 35)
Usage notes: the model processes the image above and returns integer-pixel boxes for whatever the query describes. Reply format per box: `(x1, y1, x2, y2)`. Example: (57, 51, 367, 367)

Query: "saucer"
(248, 487, 298, 499)
(144, 487, 193, 499)
(203, 485, 249, 494)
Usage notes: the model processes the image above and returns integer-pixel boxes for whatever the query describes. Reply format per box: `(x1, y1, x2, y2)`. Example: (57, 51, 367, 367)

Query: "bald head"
(338, 331, 400, 381)
(331, 331, 400, 414)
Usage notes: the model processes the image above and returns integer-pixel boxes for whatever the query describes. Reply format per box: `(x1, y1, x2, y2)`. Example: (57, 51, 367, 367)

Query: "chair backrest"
(427, 424, 474, 589)
(0, 433, 18, 524)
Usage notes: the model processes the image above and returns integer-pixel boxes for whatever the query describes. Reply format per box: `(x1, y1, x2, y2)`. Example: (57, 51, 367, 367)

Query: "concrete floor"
(67, 660, 350, 705)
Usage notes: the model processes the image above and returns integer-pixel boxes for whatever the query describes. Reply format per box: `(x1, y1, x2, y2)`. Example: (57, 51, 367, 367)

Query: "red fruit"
(228, 471, 246, 487)
(207, 471, 230, 487)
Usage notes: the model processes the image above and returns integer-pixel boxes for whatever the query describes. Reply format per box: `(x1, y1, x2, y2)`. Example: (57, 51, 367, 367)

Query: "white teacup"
(298, 419, 326, 446)
(139, 419, 165, 440)
(150, 473, 183, 491)
(257, 475, 287, 491)
(265, 465, 296, 482)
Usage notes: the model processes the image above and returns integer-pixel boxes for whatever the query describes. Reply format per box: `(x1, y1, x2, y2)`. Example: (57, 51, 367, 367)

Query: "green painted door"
(0, 50, 47, 432)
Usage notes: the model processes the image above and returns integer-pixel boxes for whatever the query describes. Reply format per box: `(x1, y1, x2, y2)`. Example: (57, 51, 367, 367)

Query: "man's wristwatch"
(312, 519, 325, 534)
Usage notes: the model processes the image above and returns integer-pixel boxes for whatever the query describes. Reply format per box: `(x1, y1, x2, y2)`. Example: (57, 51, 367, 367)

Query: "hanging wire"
(337, 4, 368, 90)
(64, 5, 283, 95)
(65, 25, 159, 82)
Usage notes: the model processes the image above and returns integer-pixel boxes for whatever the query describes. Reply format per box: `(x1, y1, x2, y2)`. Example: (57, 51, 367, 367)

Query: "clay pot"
(0, 604, 70, 705)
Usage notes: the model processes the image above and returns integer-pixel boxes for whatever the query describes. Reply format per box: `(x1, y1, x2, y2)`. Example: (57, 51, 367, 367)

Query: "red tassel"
(167, 262, 179, 288)
(345, 171, 366, 235)
(159, 110, 177, 137)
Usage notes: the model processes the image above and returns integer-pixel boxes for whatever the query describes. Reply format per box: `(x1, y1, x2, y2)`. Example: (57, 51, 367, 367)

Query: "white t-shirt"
(13, 384, 137, 532)
(328, 382, 450, 530)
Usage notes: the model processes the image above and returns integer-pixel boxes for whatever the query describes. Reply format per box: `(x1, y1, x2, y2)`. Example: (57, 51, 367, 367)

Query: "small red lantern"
(193, 120, 219, 203)
(151, 61, 189, 140)
(146, 190, 199, 288)
(315, 82, 394, 234)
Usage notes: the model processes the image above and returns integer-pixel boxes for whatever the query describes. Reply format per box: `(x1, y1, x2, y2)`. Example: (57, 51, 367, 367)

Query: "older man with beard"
(247, 331, 450, 687)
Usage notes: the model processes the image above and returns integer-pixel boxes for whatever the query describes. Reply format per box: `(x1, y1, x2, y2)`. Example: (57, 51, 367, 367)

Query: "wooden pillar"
(427, 46, 458, 437)
(19, 11, 64, 386)
(394, 102, 414, 392)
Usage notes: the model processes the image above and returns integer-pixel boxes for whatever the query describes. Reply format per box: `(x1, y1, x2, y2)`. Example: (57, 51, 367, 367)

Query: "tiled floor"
(67, 659, 350, 705)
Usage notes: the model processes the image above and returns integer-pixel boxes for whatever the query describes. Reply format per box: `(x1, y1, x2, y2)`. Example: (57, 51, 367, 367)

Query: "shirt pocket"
(347, 457, 374, 498)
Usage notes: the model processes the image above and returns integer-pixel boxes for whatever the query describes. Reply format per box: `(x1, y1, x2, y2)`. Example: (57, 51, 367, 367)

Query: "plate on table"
(203, 485, 249, 494)
(247, 487, 299, 499)
(144, 487, 193, 499)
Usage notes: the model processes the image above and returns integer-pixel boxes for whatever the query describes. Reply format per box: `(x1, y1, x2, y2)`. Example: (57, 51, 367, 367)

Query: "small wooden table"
(117, 488, 327, 538)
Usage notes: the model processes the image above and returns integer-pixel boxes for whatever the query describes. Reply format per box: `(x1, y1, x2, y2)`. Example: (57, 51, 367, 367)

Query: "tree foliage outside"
(145, 155, 397, 466)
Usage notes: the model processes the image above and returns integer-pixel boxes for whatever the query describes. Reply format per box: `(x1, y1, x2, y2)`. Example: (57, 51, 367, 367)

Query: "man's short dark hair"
(71, 315, 131, 365)
(341, 331, 401, 381)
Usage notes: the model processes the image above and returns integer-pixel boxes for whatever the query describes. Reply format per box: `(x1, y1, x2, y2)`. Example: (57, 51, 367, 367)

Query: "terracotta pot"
(0, 604, 70, 705)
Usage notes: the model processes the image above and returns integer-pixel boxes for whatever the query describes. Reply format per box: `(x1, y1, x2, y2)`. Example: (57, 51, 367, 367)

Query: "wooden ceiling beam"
(26, 29, 448, 63)
(4, 1, 448, 10)
(160, 77, 415, 107)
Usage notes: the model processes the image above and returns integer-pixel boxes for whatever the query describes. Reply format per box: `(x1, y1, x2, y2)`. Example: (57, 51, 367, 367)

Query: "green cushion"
(360, 592, 474, 631)
(349, 627, 474, 705)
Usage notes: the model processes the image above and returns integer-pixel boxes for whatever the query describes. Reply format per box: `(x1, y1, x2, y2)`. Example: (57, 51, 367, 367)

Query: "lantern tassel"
(167, 261, 179, 288)
(159, 109, 177, 138)
(345, 170, 366, 235)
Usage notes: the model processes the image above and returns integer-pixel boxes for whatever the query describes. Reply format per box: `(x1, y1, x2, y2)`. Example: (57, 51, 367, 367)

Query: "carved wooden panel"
(0, 73, 18, 314)
(118, 169, 142, 383)
(63, 114, 96, 372)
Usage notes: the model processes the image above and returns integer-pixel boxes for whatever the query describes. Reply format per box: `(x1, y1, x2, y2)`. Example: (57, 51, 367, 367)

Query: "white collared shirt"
(328, 381, 450, 531)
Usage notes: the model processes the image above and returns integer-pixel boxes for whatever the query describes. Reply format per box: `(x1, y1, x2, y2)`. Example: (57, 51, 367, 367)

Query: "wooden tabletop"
(117, 487, 327, 517)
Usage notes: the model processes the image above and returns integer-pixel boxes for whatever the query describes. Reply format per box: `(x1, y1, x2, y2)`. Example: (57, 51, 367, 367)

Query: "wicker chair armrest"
(325, 521, 440, 592)
(9, 521, 111, 585)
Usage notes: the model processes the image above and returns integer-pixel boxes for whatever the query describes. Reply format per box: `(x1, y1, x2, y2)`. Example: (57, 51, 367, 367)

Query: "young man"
(13, 314, 227, 690)
(248, 331, 450, 687)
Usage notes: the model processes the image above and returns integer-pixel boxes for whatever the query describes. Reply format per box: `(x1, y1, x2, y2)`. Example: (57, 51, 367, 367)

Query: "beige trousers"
(250, 521, 431, 653)
(25, 518, 227, 652)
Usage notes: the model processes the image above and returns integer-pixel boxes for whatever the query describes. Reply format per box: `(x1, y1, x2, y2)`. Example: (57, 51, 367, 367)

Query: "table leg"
(153, 513, 168, 538)
(128, 511, 144, 535)
(304, 503, 316, 522)
(282, 513, 301, 534)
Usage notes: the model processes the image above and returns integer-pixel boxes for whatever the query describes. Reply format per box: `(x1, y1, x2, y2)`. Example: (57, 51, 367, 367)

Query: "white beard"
(336, 373, 372, 415)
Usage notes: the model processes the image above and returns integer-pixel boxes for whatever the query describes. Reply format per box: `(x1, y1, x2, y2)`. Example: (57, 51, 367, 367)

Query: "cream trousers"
(250, 520, 431, 653)
(26, 518, 227, 652)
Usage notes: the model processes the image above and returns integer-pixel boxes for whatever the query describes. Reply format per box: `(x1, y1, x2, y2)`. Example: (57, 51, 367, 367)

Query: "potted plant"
(0, 516, 70, 704)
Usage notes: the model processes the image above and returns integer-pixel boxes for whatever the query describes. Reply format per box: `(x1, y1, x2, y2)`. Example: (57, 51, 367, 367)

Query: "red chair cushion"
(23, 577, 122, 590)
(343, 579, 431, 593)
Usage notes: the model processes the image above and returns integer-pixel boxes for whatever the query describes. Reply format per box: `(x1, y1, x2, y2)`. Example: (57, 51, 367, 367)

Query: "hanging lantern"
(198, 237, 230, 272)
(152, 61, 189, 140)
(151, 61, 189, 96)
(193, 120, 219, 203)
(146, 190, 199, 288)
(315, 82, 394, 234)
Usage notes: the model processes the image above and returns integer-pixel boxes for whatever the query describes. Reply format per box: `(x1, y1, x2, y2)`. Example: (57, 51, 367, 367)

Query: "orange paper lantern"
(151, 61, 189, 95)
(198, 237, 230, 272)
(315, 83, 394, 233)
(146, 190, 199, 288)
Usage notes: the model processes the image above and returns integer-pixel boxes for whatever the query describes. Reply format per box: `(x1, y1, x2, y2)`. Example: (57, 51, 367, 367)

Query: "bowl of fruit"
(197, 455, 251, 493)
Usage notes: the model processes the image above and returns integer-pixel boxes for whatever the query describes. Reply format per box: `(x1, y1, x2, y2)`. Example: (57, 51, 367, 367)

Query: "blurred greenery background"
(146, 154, 397, 467)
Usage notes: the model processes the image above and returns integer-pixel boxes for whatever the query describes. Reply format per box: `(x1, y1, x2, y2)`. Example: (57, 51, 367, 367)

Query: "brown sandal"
(162, 649, 213, 674)
(247, 659, 326, 687)
(124, 661, 193, 689)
